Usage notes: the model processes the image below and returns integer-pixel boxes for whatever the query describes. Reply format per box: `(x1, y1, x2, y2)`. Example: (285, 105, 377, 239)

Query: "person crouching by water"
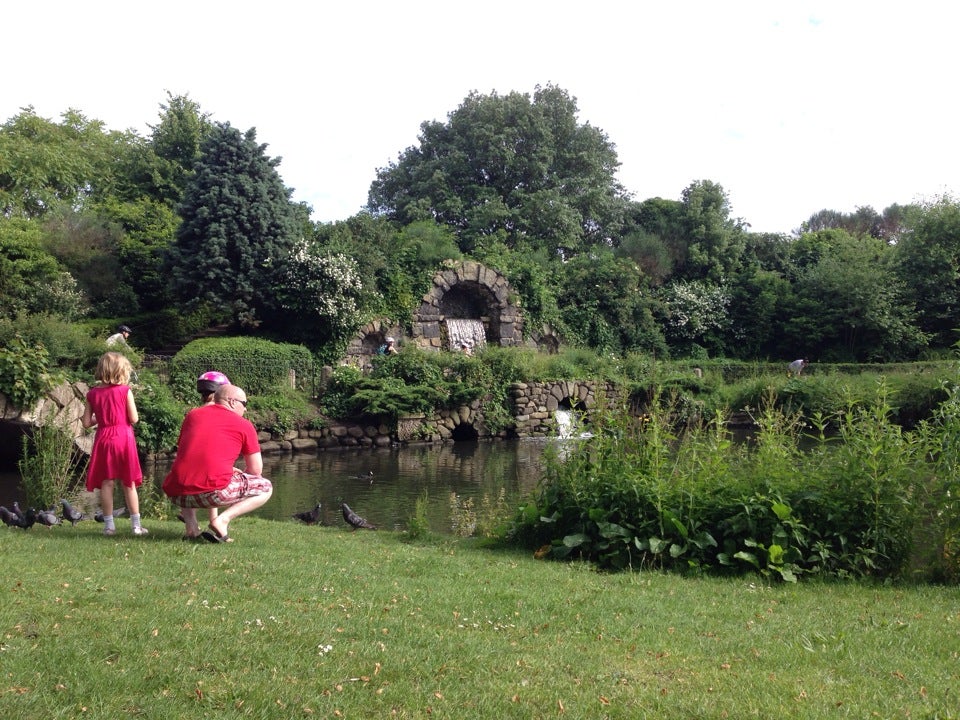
(787, 358, 807, 377)
(162, 384, 272, 543)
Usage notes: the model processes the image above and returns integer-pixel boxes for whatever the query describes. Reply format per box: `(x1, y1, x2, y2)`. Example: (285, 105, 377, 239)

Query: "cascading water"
(554, 408, 592, 440)
(446, 318, 486, 352)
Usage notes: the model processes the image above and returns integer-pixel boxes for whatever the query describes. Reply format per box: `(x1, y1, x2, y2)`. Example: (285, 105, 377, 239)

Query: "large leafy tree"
(0, 218, 87, 320)
(676, 180, 747, 282)
(0, 108, 131, 218)
(783, 230, 926, 361)
(142, 92, 213, 208)
(894, 197, 960, 349)
(367, 84, 627, 257)
(170, 122, 300, 327)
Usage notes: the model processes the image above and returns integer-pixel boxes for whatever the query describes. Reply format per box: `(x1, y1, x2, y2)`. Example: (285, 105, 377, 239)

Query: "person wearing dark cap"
(106, 324, 132, 347)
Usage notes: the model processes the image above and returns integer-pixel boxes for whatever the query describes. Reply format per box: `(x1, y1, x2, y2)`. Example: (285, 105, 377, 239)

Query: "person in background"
(378, 336, 398, 355)
(788, 358, 807, 377)
(162, 384, 272, 544)
(82, 352, 148, 536)
(106, 324, 132, 347)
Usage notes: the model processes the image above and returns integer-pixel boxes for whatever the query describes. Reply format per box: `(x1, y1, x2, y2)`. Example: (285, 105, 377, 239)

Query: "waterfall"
(554, 408, 593, 440)
(446, 318, 486, 352)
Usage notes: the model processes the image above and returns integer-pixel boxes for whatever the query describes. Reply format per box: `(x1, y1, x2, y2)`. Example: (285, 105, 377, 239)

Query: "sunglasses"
(231, 398, 248, 407)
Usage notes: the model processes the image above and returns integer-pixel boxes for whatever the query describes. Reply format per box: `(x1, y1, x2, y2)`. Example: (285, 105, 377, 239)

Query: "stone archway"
(412, 260, 522, 351)
(342, 318, 402, 371)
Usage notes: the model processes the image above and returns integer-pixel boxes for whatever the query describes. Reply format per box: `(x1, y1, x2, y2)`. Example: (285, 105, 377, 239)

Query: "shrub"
(133, 370, 187, 454)
(0, 335, 60, 409)
(169, 337, 314, 400)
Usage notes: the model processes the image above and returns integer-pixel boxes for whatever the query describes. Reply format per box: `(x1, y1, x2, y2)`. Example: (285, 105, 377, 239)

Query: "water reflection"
(144, 439, 549, 534)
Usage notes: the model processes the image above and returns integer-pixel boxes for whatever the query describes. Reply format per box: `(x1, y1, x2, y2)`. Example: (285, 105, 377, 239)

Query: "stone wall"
(1, 379, 627, 465)
(509, 380, 622, 437)
(0, 382, 93, 457)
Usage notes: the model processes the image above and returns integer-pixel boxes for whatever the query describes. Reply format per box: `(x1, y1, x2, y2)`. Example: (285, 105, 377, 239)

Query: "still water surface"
(141, 439, 551, 534)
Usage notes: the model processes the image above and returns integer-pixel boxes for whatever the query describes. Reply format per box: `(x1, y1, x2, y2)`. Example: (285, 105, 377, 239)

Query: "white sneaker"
(132, 526, 149, 536)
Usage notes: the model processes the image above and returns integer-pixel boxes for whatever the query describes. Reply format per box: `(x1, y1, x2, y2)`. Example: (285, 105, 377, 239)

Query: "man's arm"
(243, 451, 264, 477)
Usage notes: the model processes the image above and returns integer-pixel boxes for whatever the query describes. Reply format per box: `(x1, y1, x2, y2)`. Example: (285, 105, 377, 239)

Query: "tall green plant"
(18, 415, 88, 510)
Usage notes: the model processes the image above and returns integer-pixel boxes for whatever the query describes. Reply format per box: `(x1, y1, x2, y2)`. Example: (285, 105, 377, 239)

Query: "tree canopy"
(367, 85, 627, 257)
(169, 122, 300, 327)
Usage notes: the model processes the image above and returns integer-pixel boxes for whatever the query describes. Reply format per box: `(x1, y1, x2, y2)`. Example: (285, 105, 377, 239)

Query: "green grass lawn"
(1, 518, 957, 719)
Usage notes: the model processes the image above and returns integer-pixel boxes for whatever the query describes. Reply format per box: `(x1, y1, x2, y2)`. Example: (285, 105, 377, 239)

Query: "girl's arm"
(127, 388, 139, 425)
(81, 399, 96, 429)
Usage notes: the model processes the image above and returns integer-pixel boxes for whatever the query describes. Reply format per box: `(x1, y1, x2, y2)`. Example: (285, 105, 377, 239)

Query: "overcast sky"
(5, 1, 957, 234)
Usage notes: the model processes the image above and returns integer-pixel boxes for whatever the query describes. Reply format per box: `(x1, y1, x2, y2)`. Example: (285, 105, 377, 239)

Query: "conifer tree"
(170, 122, 299, 326)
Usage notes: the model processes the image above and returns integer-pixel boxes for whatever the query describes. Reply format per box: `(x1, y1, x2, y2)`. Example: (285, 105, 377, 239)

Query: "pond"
(2, 440, 554, 535)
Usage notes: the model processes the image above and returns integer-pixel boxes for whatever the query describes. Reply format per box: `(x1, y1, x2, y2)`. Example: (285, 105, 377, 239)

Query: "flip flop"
(201, 525, 233, 544)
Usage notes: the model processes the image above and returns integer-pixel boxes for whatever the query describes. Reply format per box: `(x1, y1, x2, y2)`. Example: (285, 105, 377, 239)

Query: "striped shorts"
(171, 469, 273, 509)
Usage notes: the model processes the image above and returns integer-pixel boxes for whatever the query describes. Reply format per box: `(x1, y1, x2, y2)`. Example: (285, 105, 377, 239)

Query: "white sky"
(5, 1, 958, 234)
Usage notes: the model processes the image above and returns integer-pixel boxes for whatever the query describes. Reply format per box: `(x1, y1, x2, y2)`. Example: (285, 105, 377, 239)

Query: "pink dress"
(85, 384, 143, 490)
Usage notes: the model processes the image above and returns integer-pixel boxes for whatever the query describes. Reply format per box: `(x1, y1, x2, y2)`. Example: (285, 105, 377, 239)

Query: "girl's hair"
(95, 352, 133, 386)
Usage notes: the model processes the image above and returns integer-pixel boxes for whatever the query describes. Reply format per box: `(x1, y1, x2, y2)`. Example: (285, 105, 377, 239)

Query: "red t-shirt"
(162, 404, 260, 496)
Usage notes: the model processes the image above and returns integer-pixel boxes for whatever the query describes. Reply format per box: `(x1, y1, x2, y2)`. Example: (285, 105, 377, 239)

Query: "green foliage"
(275, 240, 372, 348)
(170, 122, 299, 327)
(450, 489, 510, 538)
(404, 491, 433, 541)
(132, 370, 187, 454)
(0, 335, 59, 409)
(510, 382, 943, 580)
(169, 337, 314, 401)
(247, 388, 316, 435)
(0, 107, 130, 219)
(368, 84, 627, 255)
(0, 315, 105, 372)
(555, 250, 667, 355)
(18, 416, 88, 509)
(0, 217, 88, 320)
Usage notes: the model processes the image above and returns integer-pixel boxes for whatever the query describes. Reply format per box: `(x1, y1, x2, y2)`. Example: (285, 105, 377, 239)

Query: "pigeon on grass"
(293, 503, 322, 525)
(341, 502, 377, 530)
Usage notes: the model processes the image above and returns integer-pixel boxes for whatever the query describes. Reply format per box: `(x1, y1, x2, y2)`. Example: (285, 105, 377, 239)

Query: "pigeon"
(341, 502, 377, 530)
(19, 507, 37, 529)
(61, 499, 84, 525)
(94, 507, 127, 523)
(0, 506, 19, 527)
(3, 505, 36, 529)
(36, 508, 61, 527)
(293, 503, 322, 525)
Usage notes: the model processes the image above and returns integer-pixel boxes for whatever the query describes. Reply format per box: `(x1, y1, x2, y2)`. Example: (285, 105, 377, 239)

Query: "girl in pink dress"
(82, 352, 147, 536)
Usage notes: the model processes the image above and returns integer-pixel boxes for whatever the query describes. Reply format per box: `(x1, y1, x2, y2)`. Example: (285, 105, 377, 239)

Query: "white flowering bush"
(277, 240, 374, 342)
(659, 280, 731, 350)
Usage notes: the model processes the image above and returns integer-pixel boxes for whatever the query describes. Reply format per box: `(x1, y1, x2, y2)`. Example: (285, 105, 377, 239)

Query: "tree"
(676, 180, 746, 282)
(367, 84, 627, 257)
(274, 239, 371, 349)
(0, 107, 130, 218)
(170, 122, 300, 327)
(894, 197, 960, 348)
(0, 218, 87, 320)
(143, 92, 213, 208)
(784, 230, 926, 361)
(555, 249, 666, 355)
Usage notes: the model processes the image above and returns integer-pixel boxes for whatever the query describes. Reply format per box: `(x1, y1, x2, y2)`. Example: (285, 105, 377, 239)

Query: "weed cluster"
(510, 381, 959, 582)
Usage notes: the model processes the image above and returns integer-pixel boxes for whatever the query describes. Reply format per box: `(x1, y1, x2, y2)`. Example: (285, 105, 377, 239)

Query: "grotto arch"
(411, 260, 523, 352)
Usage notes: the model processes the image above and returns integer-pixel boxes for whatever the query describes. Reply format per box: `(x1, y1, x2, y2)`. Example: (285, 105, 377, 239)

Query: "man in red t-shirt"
(163, 384, 272, 543)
